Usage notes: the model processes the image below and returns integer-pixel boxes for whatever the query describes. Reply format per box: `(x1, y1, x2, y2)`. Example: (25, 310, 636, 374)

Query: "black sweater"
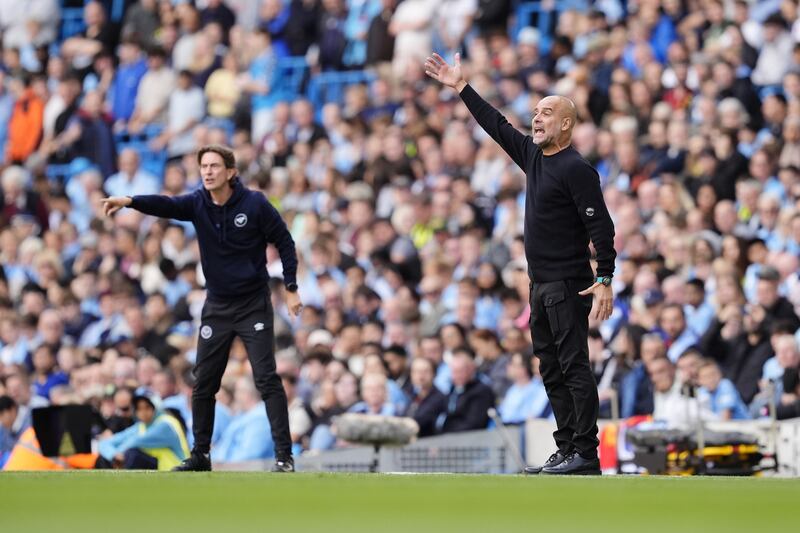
(441, 379, 495, 433)
(460, 84, 616, 281)
(130, 181, 298, 300)
(405, 387, 447, 437)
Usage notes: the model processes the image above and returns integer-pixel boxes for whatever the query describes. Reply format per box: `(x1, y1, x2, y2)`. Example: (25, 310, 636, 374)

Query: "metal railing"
(214, 428, 522, 473)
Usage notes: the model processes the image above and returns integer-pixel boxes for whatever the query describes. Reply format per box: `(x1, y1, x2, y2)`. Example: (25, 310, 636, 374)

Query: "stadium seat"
(270, 57, 309, 103)
(58, 0, 126, 44)
(59, 7, 86, 42)
(512, 0, 589, 54)
(114, 125, 168, 178)
(307, 70, 377, 114)
(45, 157, 95, 185)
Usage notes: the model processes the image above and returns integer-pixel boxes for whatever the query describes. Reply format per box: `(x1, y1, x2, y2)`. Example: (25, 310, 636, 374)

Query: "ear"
(562, 117, 572, 131)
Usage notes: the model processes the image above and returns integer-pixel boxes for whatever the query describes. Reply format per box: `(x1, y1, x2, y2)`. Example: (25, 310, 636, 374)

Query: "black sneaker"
(541, 452, 600, 475)
(524, 451, 569, 475)
(271, 456, 294, 473)
(172, 451, 212, 472)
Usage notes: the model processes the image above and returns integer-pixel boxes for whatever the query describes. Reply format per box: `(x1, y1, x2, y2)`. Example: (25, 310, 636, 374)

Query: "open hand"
(424, 53, 466, 91)
(578, 282, 614, 321)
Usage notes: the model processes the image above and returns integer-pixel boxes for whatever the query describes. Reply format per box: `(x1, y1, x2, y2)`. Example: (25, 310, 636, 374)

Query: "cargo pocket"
(543, 289, 567, 336)
(529, 285, 535, 327)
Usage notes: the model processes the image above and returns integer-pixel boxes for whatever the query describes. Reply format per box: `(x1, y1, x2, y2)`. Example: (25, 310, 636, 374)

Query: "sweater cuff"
(595, 265, 614, 278)
(459, 83, 477, 103)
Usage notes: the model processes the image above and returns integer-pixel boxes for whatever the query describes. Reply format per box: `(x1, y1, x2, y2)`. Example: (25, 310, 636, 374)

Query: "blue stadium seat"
(114, 125, 168, 178)
(307, 70, 377, 111)
(203, 117, 236, 143)
(60, 7, 86, 41)
(126, 144, 167, 177)
(512, 0, 589, 54)
(45, 157, 96, 184)
(109, 0, 126, 22)
(270, 57, 309, 103)
(45, 164, 75, 184)
(58, 0, 125, 43)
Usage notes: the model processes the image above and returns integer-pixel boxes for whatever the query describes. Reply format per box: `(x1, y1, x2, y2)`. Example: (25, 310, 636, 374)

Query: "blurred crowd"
(3, 0, 800, 466)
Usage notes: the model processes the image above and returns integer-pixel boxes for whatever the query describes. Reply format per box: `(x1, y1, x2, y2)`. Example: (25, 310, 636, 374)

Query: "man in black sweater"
(101, 145, 302, 473)
(425, 53, 616, 475)
(405, 357, 446, 437)
(439, 348, 495, 433)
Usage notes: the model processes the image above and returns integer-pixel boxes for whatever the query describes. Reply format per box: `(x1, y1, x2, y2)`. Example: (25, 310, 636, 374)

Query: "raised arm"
(424, 53, 537, 170)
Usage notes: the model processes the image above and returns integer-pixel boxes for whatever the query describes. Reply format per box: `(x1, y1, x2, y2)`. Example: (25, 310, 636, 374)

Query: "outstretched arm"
(424, 53, 537, 170)
(101, 194, 195, 221)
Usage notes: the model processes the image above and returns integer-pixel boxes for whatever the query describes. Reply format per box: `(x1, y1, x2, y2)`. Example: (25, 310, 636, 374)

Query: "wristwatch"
(285, 282, 298, 293)
(596, 276, 613, 287)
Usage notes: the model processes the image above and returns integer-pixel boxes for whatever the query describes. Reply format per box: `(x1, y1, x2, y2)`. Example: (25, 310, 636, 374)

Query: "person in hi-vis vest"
(96, 388, 189, 471)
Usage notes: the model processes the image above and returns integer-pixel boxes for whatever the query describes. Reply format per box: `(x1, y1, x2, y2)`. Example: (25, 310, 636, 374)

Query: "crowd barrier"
(212, 417, 800, 476)
(216, 427, 523, 474)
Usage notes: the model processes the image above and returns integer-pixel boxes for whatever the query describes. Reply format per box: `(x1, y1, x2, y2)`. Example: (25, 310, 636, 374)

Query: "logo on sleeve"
(200, 325, 213, 339)
(585, 207, 595, 217)
(234, 213, 248, 227)
(254, 322, 265, 331)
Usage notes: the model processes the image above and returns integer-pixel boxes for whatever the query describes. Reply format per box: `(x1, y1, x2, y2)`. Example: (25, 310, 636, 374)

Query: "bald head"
(539, 95, 576, 124)
(532, 95, 578, 154)
(556, 96, 577, 128)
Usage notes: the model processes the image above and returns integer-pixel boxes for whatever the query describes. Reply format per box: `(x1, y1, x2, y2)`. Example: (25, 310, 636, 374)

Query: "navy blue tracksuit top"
(130, 180, 298, 301)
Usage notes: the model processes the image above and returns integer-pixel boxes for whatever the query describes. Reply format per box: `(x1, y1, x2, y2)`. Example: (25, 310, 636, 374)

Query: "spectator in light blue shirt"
(78, 291, 123, 349)
(0, 396, 21, 467)
(697, 359, 750, 420)
(244, 29, 278, 143)
(498, 352, 550, 424)
(65, 167, 105, 234)
(660, 303, 699, 363)
(348, 372, 397, 416)
(754, 194, 783, 250)
(211, 377, 275, 463)
(0, 71, 15, 156)
(417, 335, 452, 394)
(104, 148, 160, 197)
(684, 278, 716, 337)
(343, 0, 382, 67)
(310, 373, 396, 452)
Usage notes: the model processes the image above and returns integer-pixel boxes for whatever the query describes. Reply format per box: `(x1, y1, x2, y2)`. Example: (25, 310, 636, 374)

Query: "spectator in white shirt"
(752, 13, 794, 87)
(128, 47, 177, 134)
(104, 148, 160, 197)
(151, 70, 205, 157)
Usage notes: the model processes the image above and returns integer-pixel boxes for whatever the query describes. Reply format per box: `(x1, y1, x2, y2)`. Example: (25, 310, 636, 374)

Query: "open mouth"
(534, 128, 545, 134)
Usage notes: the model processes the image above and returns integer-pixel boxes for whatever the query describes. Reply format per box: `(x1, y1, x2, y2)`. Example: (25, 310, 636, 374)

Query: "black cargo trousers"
(192, 289, 291, 458)
(530, 278, 600, 458)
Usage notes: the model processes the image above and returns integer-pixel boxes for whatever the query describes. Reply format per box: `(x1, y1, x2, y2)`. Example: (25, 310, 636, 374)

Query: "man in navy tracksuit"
(102, 145, 302, 472)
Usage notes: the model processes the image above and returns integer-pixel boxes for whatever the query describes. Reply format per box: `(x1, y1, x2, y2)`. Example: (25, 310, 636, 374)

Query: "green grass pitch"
(1, 472, 797, 532)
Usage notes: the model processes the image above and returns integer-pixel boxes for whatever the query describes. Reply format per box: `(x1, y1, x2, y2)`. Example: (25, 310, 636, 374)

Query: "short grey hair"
(1, 166, 29, 191)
